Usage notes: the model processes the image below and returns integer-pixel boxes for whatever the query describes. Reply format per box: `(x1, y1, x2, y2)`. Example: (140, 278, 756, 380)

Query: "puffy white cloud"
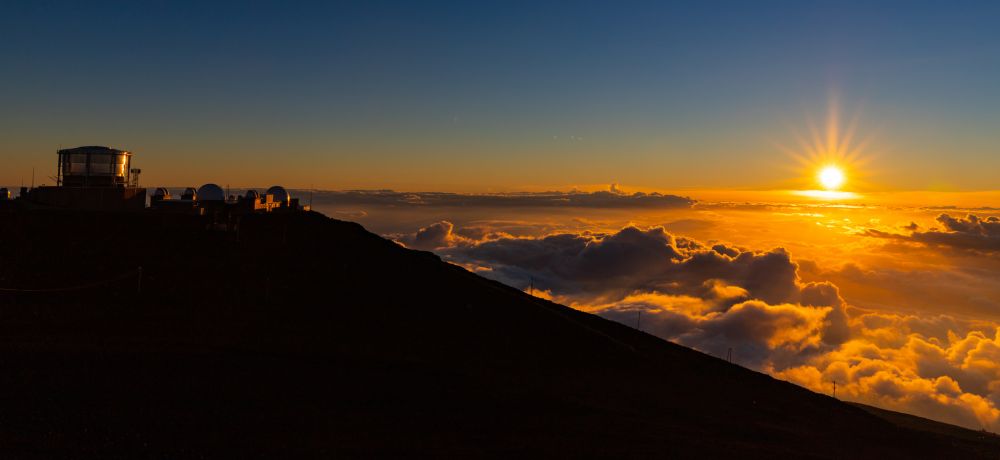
(776, 324, 1000, 432)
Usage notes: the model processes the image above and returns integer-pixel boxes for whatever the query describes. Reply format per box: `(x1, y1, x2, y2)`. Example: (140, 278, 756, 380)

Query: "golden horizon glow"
(818, 165, 845, 190)
(792, 189, 858, 200)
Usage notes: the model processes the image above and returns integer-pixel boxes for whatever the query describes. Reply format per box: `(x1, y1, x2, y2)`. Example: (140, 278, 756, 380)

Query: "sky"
(2, 1, 1000, 191)
(5, 0, 1000, 433)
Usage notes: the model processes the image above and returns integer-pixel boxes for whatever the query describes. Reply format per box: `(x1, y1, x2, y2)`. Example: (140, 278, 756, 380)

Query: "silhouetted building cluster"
(149, 184, 304, 215)
(2, 146, 308, 225)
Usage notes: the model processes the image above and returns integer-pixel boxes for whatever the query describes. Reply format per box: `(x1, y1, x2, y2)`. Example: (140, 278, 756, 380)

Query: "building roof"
(57, 146, 129, 155)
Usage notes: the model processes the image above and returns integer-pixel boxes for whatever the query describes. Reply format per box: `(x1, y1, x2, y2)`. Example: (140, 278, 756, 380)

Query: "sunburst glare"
(777, 96, 877, 198)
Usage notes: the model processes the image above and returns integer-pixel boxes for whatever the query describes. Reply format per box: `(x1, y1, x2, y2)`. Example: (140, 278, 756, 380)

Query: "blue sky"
(2, 1, 998, 190)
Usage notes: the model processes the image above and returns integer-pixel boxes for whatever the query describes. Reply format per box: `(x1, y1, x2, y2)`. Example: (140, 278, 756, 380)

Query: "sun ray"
(774, 97, 877, 196)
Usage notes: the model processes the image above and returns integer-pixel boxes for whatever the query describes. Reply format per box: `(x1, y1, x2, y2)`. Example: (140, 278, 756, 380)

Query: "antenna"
(31, 167, 35, 189)
(726, 347, 733, 364)
(636, 310, 641, 331)
(528, 277, 534, 296)
(832, 380, 837, 398)
(309, 184, 314, 209)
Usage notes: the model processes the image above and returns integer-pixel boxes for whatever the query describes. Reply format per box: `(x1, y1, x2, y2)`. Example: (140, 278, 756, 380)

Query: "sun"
(818, 165, 845, 190)
(777, 96, 877, 196)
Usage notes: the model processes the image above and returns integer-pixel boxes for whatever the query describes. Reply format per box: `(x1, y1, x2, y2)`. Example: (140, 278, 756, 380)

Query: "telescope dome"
(196, 183, 226, 201)
(266, 186, 291, 205)
(245, 189, 260, 200)
(153, 187, 171, 198)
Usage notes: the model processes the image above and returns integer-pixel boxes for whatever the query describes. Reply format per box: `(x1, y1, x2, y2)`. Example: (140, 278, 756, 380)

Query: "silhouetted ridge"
(0, 209, 996, 458)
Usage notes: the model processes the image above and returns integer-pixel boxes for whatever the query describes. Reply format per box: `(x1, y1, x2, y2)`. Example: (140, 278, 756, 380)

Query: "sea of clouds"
(306, 185, 1000, 430)
(392, 215, 1000, 432)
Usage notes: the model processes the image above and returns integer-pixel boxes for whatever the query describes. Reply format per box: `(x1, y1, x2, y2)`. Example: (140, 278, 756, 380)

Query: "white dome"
(266, 186, 290, 205)
(197, 183, 226, 201)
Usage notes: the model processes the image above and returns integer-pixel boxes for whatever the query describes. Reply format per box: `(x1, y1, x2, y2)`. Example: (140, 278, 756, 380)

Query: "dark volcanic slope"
(0, 210, 996, 458)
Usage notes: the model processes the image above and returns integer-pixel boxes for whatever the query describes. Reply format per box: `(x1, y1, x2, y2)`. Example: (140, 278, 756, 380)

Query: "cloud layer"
(865, 213, 1000, 254)
(308, 186, 695, 210)
(398, 221, 1000, 431)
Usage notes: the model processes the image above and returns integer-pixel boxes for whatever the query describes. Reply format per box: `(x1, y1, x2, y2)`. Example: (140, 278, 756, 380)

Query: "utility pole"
(528, 277, 533, 296)
(727, 347, 733, 364)
(833, 380, 837, 398)
(636, 310, 641, 331)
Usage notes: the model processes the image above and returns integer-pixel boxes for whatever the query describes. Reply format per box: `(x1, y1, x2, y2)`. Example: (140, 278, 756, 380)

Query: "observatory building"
(7, 145, 308, 224)
(150, 184, 303, 215)
(21, 146, 146, 211)
(57, 146, 137, 188)
(149, 183, 306, 231)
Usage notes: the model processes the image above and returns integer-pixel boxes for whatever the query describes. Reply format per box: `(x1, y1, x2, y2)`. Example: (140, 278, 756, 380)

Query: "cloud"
(864, 213, 1000, 254)
(661, 218, 717, 234)
(445, 226, 832, 310)
(776, 322, 1000, 432)
(427, 224, 854, 361)
(599, 295, 835, 368)
(399, 220, 1000, 431)
(395, 220, 516, 250)
(798, 259, 1000, 321)
(308, 187, 695, 210)
(396, 220, 461, 250)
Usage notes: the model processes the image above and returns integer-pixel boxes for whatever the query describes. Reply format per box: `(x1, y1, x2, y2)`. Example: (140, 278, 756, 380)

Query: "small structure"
(196, 183, 226, 202)
(266, 186, 291, 206)
(242, 187, 285, 213)
(57, 146, 138, 188)
(150, 187, 172, 202)
(20, 146, 146, 211)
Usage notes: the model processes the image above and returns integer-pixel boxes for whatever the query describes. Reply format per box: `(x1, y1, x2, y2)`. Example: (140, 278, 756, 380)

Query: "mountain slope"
(0, 209, 997, 458)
